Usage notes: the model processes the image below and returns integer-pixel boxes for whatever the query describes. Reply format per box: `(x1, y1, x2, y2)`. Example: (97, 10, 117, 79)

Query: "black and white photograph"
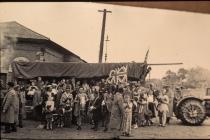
(0, 1, 210, 139)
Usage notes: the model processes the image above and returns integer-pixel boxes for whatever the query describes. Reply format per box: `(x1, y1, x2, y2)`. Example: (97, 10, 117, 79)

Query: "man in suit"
(2, 82, 19, 133)
(91, 90, 104, 131)
(102, 86, 114, 132)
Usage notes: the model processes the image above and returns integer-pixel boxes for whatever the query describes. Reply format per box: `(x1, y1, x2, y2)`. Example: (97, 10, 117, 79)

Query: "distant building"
(0, 21, 86, 85)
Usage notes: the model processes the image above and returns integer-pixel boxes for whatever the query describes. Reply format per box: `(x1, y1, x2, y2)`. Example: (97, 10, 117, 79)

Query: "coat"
(1, 89, 19, 124)
(93, 97, 103, 120)
(109, 92, 124, 130)
(92, 96, 103, 121)
(60, 92, 74, 107)
(103, 92, 113, 112)
(17, 91, 26, 119)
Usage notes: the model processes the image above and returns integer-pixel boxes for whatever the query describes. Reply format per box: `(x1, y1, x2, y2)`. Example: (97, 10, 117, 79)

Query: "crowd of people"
(1, 77, 182, 138)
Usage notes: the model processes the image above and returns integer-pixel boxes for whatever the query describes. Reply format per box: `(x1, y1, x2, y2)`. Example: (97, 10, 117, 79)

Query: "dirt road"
(1, 117, 210, 139)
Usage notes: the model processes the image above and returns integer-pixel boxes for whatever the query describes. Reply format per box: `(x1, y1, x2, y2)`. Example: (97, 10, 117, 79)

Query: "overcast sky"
(0, 2, 210, 78)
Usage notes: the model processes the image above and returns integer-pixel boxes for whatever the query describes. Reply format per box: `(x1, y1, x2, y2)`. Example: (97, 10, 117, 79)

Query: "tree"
(162, 67, 210, 89)
(162, 69, 179, 86)
(177, 68, 188, 80)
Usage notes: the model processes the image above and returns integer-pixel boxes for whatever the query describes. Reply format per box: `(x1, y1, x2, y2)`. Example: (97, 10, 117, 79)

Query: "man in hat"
(14, 85, 26, 128)
(173, 87, 183, 111)
(2, 82, 19, 133)
(102, 86, 114, 132)
(147, 83, 156, 119)
(91, 90, 104, 131)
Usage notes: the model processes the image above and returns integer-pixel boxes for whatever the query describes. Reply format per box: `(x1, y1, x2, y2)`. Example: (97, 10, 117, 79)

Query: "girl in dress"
(45, 96, 55, 130)
(121, 93, 133, 137)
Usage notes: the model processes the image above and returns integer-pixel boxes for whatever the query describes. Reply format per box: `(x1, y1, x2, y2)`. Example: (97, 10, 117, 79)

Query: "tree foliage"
(161, 67, 210, 89)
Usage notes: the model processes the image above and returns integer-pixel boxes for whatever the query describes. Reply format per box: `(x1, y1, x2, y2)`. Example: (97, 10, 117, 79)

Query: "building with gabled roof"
(0, 21, 86, 84)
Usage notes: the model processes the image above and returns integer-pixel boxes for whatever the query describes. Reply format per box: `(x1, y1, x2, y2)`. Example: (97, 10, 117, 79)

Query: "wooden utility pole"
(105, 35, 110, 63)
(98, 9, 112, 63)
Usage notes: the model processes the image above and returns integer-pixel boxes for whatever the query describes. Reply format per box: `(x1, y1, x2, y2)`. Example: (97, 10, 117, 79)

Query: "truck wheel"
(179, 99, 206, 125)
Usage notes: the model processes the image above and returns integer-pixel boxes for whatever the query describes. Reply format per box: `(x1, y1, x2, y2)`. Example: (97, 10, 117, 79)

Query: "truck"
(174, 87, 210, 125)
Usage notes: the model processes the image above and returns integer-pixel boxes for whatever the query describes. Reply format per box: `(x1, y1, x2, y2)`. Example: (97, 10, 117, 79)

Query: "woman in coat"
(60, 85, 74, 128)
(157, 89, 169, 127)
(109, 87, 124, 139)
(73, 87, 88, 130)
(163, 85, 174, 124)
(2, 82, 19, 133)
(32, 87, 43, 121)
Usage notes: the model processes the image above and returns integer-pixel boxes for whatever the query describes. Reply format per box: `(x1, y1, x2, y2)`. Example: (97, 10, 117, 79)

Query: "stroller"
(63, 99, 73, 128)
(44, 99, 65, 130)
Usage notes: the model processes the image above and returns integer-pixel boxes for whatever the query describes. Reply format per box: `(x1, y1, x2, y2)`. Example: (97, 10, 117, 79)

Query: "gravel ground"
(1, 117, 210, 139)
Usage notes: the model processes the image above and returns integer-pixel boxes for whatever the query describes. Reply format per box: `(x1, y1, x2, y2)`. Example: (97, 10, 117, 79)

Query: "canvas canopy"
(11, 61, 148, 80)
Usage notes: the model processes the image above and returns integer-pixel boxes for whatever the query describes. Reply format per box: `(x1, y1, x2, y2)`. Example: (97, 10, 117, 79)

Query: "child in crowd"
(121, 94, 133, 137)
(144, 90, 154, 126)
(138, 88, 148, 127)
(45, 96, 55, 130)
(144, 106, 153, 126)
(132, 96, 139, 129)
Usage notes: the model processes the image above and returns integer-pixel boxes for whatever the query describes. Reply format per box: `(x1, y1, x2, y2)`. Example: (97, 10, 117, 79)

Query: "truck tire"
(179, 99, 206, 125)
